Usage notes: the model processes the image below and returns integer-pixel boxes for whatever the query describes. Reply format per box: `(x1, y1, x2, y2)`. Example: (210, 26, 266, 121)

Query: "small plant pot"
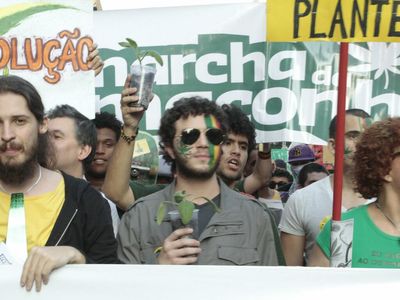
(168, 209, 199, 240)
(129, 64, 156, 109)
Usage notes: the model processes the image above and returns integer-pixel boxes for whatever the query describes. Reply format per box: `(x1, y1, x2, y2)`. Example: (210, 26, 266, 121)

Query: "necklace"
(375, 202, 400, 231)
(0, 166, 42, 194)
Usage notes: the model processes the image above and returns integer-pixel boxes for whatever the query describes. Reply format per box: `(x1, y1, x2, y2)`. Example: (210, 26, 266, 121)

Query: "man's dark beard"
(0, 141, 38, 185)
(174, 150, 219, 180)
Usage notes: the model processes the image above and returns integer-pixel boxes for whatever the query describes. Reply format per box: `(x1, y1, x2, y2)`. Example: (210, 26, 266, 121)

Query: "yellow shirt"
(0, 179, 65, 252)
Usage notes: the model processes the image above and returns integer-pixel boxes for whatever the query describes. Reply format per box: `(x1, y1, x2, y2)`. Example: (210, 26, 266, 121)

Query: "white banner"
(94, 4, 400, 145)
(2, 264, 400, 299)
(93, 3, 269, 138)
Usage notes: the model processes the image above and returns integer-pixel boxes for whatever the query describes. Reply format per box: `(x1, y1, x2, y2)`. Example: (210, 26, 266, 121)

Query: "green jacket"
(117, 179, 285, 266)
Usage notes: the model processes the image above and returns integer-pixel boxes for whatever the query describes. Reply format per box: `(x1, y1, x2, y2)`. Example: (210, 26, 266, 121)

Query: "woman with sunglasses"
(310, 117, 400, 268)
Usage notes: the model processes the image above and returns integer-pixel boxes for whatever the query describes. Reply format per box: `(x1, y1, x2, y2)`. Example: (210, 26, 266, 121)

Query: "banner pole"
(332, 42, 349, 222)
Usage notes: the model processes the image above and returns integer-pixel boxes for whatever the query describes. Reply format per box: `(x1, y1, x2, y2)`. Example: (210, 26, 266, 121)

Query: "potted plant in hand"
(156, 191, 221, 239)
(119, 38, 164, 109)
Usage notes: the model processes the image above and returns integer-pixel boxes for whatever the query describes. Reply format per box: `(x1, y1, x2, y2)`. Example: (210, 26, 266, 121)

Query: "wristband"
(258, 143, 271, 159)
(121, 126, 138, 144)
(154, 246, 163, 255)
(258, 151, 271, 160)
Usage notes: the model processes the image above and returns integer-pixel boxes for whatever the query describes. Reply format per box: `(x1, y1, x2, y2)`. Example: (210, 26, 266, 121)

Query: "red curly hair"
(354, 117, 400, 199)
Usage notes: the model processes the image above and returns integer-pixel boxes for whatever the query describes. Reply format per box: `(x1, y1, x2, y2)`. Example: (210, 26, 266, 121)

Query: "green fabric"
(129, 181, 165, 200)
(10, 193, 24, 208)
(317, 205, 400, 268)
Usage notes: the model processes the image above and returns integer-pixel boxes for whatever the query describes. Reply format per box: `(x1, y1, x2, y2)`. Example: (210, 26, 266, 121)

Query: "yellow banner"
(267, 0, 400, 42)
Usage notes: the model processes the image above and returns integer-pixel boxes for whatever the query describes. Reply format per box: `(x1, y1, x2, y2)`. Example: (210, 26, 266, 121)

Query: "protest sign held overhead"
(267, 0, 400, 42)
(0, 0, 95, 117)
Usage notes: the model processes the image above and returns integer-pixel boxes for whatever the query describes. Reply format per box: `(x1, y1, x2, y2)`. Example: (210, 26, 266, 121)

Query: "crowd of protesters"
(1, 52, 400, 292)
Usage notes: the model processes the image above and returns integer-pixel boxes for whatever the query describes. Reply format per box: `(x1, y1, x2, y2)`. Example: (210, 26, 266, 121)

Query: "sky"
(100, 0, 260, 10)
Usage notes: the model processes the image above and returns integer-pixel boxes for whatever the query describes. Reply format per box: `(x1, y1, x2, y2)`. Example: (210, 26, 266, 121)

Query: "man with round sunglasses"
(178, 127, 224, 146)
(103, 91, 273, 211)
(115, 96, 284, 265)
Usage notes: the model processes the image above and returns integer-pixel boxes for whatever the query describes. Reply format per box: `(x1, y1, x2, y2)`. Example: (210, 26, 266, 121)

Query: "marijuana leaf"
(349, 43, 400, 89)
(331, 238, 342, 257)
(177, 143, 191, 158)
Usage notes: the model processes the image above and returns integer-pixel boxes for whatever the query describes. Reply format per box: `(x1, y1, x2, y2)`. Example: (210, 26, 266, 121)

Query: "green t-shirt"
(317, 204, 400, 268)
(129, 181, 165, 200)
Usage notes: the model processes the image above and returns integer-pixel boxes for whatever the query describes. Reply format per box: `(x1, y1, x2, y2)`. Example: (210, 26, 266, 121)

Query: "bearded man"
(116, 96, 284, 266)
(0, 76, 118, 292)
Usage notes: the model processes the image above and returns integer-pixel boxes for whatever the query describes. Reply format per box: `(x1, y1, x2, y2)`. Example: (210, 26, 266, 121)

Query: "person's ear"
(327, 138, 335, 155)
(164, 145, 175, 160)
(78, 145, 92, 161)
(383, 171, 393, 183)
(39, 117, 49, 134)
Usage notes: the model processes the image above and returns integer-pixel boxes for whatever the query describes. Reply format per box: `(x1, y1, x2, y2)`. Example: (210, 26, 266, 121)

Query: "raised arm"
(102, 75, 145, 210)
(243, 143, 273, 194)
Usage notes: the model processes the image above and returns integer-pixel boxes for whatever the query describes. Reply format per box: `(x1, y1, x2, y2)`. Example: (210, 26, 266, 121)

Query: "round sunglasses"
(268, 181, 288, 190)
(177, 128, 225, 146)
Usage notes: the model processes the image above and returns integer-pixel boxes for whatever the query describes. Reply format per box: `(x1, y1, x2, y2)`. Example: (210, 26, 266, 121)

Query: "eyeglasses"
(177, 128, 225, 146)
(268, 181, 287, 190)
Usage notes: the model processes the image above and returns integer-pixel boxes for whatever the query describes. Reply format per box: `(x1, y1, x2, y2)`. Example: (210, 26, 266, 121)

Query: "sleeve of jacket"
(116, 205, 142, 264)
(80, 186, 119, 264)
(256, 206, 286, 266)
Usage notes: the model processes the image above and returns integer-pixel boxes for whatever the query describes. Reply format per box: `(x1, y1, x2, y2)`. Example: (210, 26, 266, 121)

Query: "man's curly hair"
(92, 112, 122, 141)
(158, 97, 227, 165)
(221, 104, 256, 155)
(354, 117, 400, 199)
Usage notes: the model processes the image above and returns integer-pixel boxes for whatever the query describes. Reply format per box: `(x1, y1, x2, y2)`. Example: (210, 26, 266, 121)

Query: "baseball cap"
(288, 144, 315, 164)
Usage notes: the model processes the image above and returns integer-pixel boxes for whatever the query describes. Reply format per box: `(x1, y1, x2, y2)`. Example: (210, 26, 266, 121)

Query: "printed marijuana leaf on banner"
(349, 43, 400, 89)
(0, 3, 74, 35)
